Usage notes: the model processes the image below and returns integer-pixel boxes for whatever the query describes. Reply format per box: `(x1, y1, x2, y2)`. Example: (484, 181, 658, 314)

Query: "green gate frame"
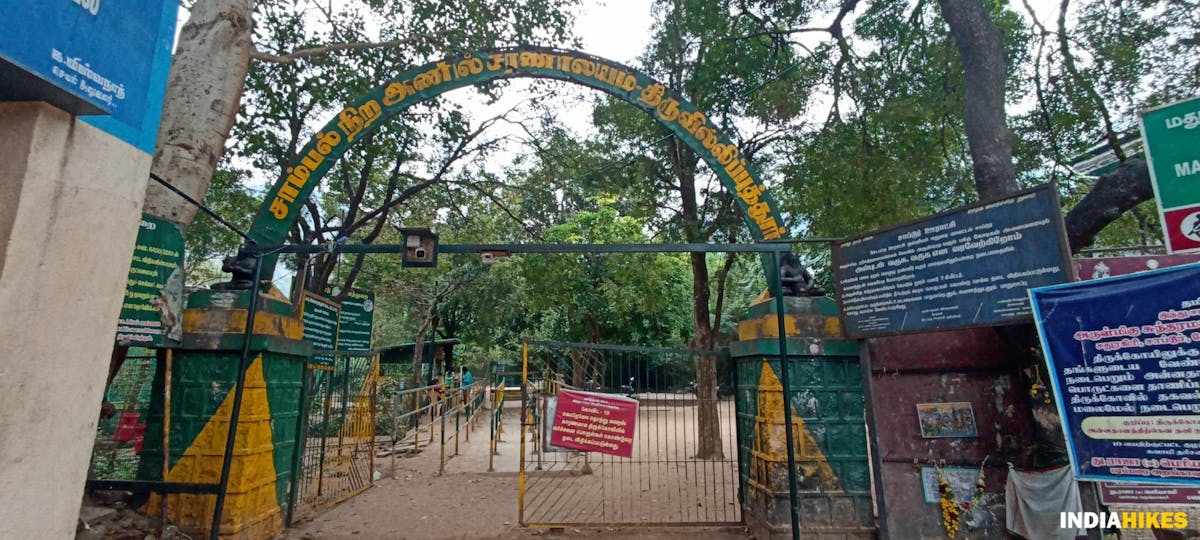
(244, 46, 791, 281)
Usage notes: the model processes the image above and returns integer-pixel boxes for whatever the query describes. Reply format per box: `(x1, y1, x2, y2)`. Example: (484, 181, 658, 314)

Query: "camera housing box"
(480, 250, 509, 265)
(398, 227, 438, 268)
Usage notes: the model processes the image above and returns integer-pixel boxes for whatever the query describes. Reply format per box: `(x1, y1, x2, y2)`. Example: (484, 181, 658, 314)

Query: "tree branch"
(251, 32, 445, 65)
(1056, 0, 1126, 162)
(1064, 159, 1153, 253)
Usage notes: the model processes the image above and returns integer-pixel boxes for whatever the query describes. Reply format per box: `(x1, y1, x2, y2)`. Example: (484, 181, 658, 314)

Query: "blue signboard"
(831, 184, 1074, 338)
(0, 1, 178, 154)
(1030, 262, 1200, 485)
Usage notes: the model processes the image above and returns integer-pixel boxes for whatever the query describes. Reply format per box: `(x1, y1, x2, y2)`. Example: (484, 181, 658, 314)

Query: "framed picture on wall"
(916, 402, 978, 438)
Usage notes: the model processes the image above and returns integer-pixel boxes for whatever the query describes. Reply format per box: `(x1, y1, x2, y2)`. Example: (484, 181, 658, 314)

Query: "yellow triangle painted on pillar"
(749, 359, 842, 496)
(144, 355, 281, 539)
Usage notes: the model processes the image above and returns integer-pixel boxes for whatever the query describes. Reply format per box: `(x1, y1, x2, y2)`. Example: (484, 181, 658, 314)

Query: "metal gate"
(288, 352, 379, 523)
(519, 340, 741, 527)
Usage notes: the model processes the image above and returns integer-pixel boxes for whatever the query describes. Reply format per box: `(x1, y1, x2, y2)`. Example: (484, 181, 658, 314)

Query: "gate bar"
(525, 339, 725, 356)
(210, 253, 263, 539)
(285, 362, 312, 526)
(244, 241, 825, 256)
(770, 250, 801, 540)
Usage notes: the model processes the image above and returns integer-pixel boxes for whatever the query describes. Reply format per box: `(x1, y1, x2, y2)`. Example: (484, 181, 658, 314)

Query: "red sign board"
(1163, 206, 1200, 253)
(549, 389, 638, 458)
(1100, 483, 1200, 506)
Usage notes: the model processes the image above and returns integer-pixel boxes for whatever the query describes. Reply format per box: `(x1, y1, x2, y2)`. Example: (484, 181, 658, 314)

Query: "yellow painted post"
(160, 348, 171, 537)
(413, 392, 420, 450)
(455, 387, 461, 456)
(518, 342, 529, 526)
(370, 355, 378, 485)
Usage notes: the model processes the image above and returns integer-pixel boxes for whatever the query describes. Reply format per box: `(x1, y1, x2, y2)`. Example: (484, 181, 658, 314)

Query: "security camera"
(479, 250, 509, 265)
(398, 227, 438, 268)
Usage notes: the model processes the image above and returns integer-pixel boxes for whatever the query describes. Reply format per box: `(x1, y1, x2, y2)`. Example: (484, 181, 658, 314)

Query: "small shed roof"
(378, 338, 462, 364)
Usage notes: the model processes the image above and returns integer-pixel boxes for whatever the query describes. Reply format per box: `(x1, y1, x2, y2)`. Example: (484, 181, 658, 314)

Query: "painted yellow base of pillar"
(144, 355, 281, 539)
(748, 359, 841, 499)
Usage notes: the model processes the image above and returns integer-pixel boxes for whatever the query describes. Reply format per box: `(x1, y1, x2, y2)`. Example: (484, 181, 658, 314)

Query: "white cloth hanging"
(1005, 464, 1086, 539)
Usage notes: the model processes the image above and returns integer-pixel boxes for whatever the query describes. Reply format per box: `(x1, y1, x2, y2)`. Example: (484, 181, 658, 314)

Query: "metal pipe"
(148, 174, 251, 242)
(391, 391, 398, 478)
(247, 242, 809, 256)
(455, 385, 461, 456)
(439, 365, 447, 475)
(285, 363, 312, 526)
(210, 253, 263, 539)
(369, 355, 378, 486)
(771, 251, 801, 540)
(859, 341, 890, 539)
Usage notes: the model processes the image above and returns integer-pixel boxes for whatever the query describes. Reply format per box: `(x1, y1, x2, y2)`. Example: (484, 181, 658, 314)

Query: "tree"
(183, 170, 259, 286)
(143, 0, 577, 233)
(580, 0, 815, 459)
(936, 0, 1195, 252)
(518, 200, 693, 346)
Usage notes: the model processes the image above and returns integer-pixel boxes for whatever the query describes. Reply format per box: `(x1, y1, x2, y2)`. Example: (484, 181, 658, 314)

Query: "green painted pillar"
(138, 289, 310, 538)
(732, 295, 875, 540)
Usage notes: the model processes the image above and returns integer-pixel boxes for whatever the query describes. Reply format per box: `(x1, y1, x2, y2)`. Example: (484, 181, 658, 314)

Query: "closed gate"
(519, 340, 741, 527)
(289, 352, 379, 523)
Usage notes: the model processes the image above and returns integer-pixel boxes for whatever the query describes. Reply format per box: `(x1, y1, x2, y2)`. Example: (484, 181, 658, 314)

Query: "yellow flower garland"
(934, 460, 988, 538)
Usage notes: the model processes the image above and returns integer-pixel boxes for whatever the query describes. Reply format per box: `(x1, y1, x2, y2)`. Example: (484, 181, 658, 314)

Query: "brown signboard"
(1073, 254, 1200, 281)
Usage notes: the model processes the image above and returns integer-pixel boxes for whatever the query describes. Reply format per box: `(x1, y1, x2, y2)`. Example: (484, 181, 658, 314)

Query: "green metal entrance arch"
(243, 47, 790, 281)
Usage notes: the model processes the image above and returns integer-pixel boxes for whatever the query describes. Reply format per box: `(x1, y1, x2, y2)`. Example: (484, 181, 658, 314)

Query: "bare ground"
(284, 400, 751, 540)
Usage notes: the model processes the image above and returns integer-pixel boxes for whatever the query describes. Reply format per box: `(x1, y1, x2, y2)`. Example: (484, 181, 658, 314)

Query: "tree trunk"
(410, 312, 437, 391)
(676, 150, 723, 459)
(937, 0, 1019, 201)
(689, 252, 724, 459)
(143, 0, 255, 226)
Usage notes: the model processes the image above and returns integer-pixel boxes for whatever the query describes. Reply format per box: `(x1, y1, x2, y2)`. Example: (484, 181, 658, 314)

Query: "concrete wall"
(866, 327, 1042, 539)
(0, 102, 150, 538)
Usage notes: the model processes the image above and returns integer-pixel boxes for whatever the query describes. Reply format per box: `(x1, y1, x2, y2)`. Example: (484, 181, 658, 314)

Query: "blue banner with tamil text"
(0, 0, 177, 153)
(1031, 262, 1200, 485)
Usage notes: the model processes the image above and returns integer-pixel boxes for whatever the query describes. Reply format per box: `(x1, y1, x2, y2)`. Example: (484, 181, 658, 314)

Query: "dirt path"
(284, 403, 750, 540)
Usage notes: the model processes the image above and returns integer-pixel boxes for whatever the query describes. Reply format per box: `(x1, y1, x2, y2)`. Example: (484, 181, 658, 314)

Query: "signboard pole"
(771, 250, 801, 540)
(519, 342, 529, 527)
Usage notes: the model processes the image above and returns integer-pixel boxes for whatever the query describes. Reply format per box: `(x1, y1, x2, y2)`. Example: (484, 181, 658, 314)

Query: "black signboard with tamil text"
(336, 289, 375, 352)
(831, 184, 1073, 338)
(301, 292, 340, 369)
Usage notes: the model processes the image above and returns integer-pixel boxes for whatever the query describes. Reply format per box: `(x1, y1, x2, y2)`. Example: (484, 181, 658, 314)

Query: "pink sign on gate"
(549, 389, 638, 458)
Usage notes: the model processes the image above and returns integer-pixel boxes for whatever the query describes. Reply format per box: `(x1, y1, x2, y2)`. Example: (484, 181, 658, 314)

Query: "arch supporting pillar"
(731, 296, 875, 539)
